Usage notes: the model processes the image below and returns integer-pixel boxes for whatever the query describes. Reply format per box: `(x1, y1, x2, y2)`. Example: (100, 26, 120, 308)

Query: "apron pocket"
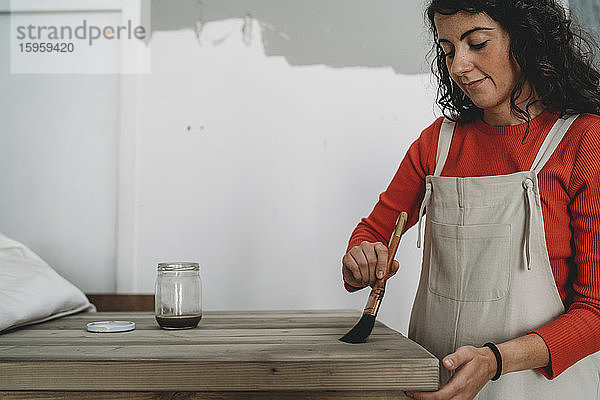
(428, 220, 511, 302)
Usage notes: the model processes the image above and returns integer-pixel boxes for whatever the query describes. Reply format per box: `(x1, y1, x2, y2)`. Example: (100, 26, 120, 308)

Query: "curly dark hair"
(425, 0, 600, 127)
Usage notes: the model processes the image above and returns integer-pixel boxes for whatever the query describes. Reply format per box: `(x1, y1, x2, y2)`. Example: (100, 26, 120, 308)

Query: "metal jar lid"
(86, 320, 136, 333)
(157, 262, 199, 271)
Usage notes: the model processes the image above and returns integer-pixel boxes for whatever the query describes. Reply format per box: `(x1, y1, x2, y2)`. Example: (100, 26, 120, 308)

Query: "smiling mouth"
(465, 77, 488, 88)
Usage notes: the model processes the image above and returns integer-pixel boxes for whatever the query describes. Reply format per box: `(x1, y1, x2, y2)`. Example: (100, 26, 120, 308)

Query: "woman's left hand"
(405, 345, 497, 400)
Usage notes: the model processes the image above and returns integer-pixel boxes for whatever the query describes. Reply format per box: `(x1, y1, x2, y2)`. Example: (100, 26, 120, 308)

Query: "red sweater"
(347, 109, 600, 378)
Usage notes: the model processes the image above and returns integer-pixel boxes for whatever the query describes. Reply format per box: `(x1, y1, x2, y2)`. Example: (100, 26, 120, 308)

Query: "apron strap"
(530, 114, 580, 173)
(433, 118, 456, 177)
(522, 113, 579, 270)
(522, 178, 536, 270)
(417, 118, 455, 248)
(417, 182, 432, 249)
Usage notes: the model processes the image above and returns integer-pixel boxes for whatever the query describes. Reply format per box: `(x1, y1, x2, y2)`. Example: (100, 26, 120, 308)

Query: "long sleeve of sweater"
(530, 121, 600, 378)
(346, 118, 441, 251)
(343, 119, 440, 292)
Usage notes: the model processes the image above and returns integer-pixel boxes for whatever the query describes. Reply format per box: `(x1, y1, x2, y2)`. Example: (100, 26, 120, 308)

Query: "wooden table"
(0, 310, 439, 399)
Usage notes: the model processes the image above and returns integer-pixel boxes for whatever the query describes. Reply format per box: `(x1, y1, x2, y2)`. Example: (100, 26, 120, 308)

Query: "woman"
(342, 0, 600, 399)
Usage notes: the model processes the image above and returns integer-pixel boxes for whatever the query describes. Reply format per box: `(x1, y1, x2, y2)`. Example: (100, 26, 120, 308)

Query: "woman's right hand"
(342, 241, 400, 289)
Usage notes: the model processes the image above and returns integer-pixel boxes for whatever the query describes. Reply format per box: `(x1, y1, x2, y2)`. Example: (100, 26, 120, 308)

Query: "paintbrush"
(339, 211, 408, 344)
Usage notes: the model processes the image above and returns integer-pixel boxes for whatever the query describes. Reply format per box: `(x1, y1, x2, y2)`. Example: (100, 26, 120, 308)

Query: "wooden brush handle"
(364, 212, 408, 315)
(377, 211, 407, 287)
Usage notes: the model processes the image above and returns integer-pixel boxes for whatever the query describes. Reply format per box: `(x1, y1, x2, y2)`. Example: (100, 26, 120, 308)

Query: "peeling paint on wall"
(150, 0, 431, 74)
(242, 14, 253, 46)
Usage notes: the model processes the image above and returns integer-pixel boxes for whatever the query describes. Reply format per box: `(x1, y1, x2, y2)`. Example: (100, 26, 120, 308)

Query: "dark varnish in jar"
(155, 315, 202, 329)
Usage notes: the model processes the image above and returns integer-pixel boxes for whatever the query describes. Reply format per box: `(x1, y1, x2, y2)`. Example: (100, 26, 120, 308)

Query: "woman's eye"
(471, 40, 489, 49)
(443, 40, 488, 58)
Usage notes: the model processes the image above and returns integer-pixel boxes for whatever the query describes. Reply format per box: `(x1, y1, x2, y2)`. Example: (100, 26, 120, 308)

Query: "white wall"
(128, 17, 438, 333)
(1, 1, 440, 334)
(0, 10, 119, 292)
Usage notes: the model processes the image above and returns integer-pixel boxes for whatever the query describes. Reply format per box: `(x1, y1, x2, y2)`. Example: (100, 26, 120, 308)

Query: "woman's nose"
(450, 49, 474, 77)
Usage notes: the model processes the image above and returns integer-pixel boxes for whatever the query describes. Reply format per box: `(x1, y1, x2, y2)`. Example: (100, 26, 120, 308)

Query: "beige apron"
(409, 114, 600, 399)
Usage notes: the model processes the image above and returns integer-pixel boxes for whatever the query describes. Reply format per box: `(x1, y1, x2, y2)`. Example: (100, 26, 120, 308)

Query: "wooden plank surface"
(0, 391, 414, 399)
(0, 310, 439, 393)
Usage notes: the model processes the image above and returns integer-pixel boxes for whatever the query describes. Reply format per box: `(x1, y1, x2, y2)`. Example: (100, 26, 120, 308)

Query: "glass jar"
(155, 262, 202, 329)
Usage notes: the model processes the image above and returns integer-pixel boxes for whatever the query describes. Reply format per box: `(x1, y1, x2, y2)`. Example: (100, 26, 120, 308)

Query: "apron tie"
(417, 182, 432, 248)
(523, 178, 535, 270)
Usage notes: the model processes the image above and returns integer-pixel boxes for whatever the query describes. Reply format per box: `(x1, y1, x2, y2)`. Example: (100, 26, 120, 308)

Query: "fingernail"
(377, 270, 383, 279)
(444, 358, 453, 368)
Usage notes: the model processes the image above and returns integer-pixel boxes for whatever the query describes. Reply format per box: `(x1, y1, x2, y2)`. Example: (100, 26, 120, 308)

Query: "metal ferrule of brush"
(363, 287, 385, 316)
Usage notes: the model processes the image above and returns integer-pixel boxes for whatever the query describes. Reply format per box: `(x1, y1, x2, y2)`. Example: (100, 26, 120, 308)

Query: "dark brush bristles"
(338, 314, 376, 344)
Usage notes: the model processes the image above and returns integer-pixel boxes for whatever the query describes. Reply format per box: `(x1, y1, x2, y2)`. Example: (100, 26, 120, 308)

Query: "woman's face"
(434, 11, 524, 118)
